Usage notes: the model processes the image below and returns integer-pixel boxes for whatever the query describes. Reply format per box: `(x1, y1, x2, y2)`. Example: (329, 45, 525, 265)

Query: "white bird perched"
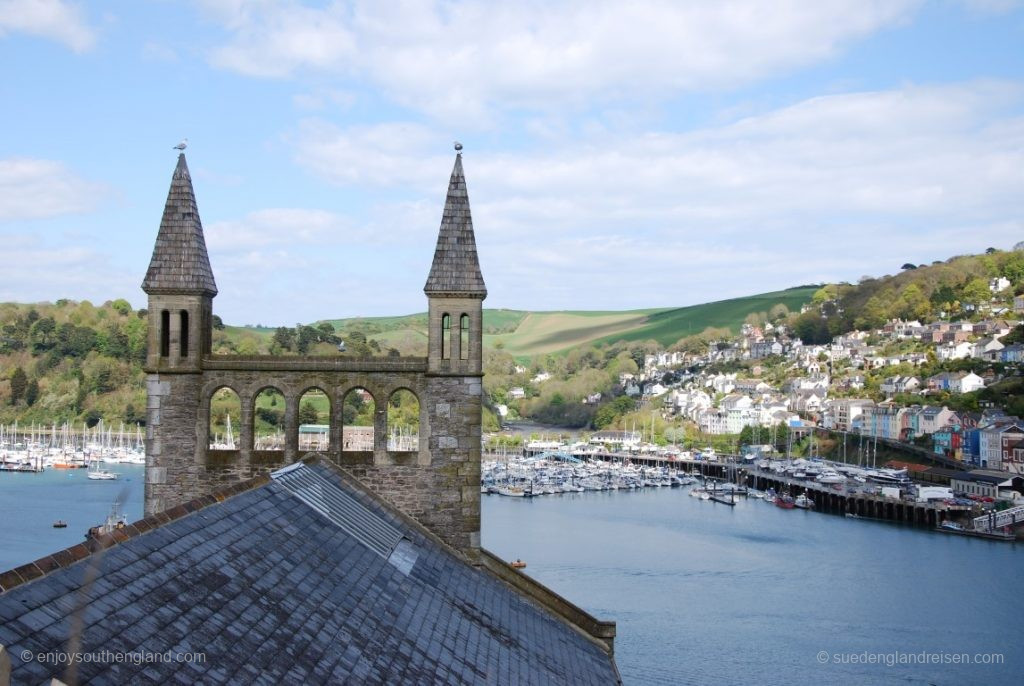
(454, 141, 463, 152)
(174, 138, 188, 151)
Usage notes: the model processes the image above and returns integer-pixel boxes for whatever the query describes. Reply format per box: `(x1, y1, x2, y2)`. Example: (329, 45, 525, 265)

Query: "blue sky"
(1, 0, 1022, 326)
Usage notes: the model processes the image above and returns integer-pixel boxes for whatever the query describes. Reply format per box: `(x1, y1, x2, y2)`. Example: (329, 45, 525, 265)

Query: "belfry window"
(179, 310, 189, 357)
(460, 314, 470, 360)
(160, 310, 170, 358)
(441, 314, 451, 359)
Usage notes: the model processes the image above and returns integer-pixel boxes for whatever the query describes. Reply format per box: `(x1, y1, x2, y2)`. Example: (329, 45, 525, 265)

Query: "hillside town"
(500, 286, 1024, 484)
(627, 309, 1024, 473)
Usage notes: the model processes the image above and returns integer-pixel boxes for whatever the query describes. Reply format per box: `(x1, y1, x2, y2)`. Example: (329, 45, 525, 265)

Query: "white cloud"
(0, 158, 104, 222)
(203, 0, 356, 78)
(202, 0, 921, 121)
(0, 236, 135, 304)
(290, 120, 448, 188)
(0, 0, 96, 52)
(288, 80, 1024, 310)
(205, 207, 352, 251)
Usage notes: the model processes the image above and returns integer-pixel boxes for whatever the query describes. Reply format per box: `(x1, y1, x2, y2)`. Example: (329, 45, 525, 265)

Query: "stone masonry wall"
(146, 363, 483, 552)
(145, 372, 203, 516)
(346, 375, 482, 552)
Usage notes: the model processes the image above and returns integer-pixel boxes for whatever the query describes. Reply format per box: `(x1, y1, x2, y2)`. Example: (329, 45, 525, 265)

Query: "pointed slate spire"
(424, 152, 487, 297)
(142, 154, 218, 296)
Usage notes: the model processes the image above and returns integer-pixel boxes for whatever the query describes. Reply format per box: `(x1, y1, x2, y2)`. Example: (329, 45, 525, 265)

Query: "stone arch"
(340, 386, 376, 452)
(209, 385, 241, 450)
(387, 387, 420, 451)
(252, 386, 285, 451)
(298, 386, 331, 452)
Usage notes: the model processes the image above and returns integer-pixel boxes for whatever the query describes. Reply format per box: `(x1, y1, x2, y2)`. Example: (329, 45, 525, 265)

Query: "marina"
(0, 421, 145, 475)
(483, 442, 1022, 540)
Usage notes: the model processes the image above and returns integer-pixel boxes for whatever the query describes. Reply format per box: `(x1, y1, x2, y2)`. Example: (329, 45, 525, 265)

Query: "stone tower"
(142, 149, 485, 553)
(142, 153, 216, 513)
(425, 151, 487, 376)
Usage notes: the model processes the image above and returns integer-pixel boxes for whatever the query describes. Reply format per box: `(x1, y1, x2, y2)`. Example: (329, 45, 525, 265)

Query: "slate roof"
(424, 153, 487, 298)
(0, 460, 618, 685)
(142, 153, 218, 296)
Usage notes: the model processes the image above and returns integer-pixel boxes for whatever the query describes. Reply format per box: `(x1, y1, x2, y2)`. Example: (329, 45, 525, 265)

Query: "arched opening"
(253, 387, 285, 450)
(179, 310, 190, 357)
(441, 313, 451, 359)
(341, 387, 375, 451)
(298, 388, 331, 452)
(160, 310, 170, 358)
(459, 314, 470, 360)
(387, 389, 420, 451)
(209, 386, 240, 450)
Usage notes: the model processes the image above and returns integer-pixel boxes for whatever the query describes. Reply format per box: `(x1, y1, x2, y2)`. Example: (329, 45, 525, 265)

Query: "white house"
(989, 276, 1011, 293)
(954, 372, 985, 393)
(936, 341, 973, 361)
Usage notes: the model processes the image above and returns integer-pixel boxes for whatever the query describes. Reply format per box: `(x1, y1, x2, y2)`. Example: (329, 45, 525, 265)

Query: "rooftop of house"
(0, 458, 618, 685)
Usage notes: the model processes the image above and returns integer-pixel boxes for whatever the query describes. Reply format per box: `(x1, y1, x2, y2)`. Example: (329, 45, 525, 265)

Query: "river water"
(482, 486, 1021, 685)
(1, 469, 1019, 684)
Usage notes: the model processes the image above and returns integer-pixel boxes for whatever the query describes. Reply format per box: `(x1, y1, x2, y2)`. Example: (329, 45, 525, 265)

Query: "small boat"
(845, 513, 861, 519)
(775, 494, 796, 509)
(510, 559, 527, 569)
(52, 520, 67, 528)
(794, 494, 814, 510)
(939, 521, 965, 532)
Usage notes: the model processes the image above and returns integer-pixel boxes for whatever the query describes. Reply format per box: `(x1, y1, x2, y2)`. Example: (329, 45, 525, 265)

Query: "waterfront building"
(950, 470, 1024, 500)
(932, 423, 963, 460)
(978, 420, 1024, 470)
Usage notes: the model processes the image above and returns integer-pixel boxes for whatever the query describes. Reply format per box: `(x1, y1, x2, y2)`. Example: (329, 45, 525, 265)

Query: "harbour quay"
(483, 446, 1020, 539)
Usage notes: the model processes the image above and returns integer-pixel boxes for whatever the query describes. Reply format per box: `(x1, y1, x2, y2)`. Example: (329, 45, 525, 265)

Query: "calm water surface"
(2, 470, 1020, 685)
(483, 487, 1021, 685)
(0, 465, 145, 569)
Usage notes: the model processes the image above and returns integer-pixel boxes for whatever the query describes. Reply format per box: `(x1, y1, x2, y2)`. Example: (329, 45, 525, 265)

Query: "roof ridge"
(0, 474, 270, 594)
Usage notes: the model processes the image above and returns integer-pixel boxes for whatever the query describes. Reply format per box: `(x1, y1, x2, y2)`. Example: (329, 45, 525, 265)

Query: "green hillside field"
(299, 287, 818, 357)
(589, 287, 820, 347)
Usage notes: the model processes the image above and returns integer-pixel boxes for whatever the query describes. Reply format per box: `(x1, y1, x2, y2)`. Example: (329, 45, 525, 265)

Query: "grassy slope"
(276, 287, 817, 357)
(485, 311, 651, 356)
(589, 287, 819, 347)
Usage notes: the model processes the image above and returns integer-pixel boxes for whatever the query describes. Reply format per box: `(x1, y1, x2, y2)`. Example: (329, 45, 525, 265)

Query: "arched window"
(441, 313, 451, 359)
(341, 388, 375, 452)
(209, 387, 240, 450)
(160, 310, 170, 358)
(459, 314, 470, 360)
(387, 389, 420, 451)
(298, 388, 331, 452)
(179, 310, 190, 357)
(253, 387, 285, 451)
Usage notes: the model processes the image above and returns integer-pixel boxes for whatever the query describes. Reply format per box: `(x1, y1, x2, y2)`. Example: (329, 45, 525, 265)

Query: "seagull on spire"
(174, 138, 188, 151)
